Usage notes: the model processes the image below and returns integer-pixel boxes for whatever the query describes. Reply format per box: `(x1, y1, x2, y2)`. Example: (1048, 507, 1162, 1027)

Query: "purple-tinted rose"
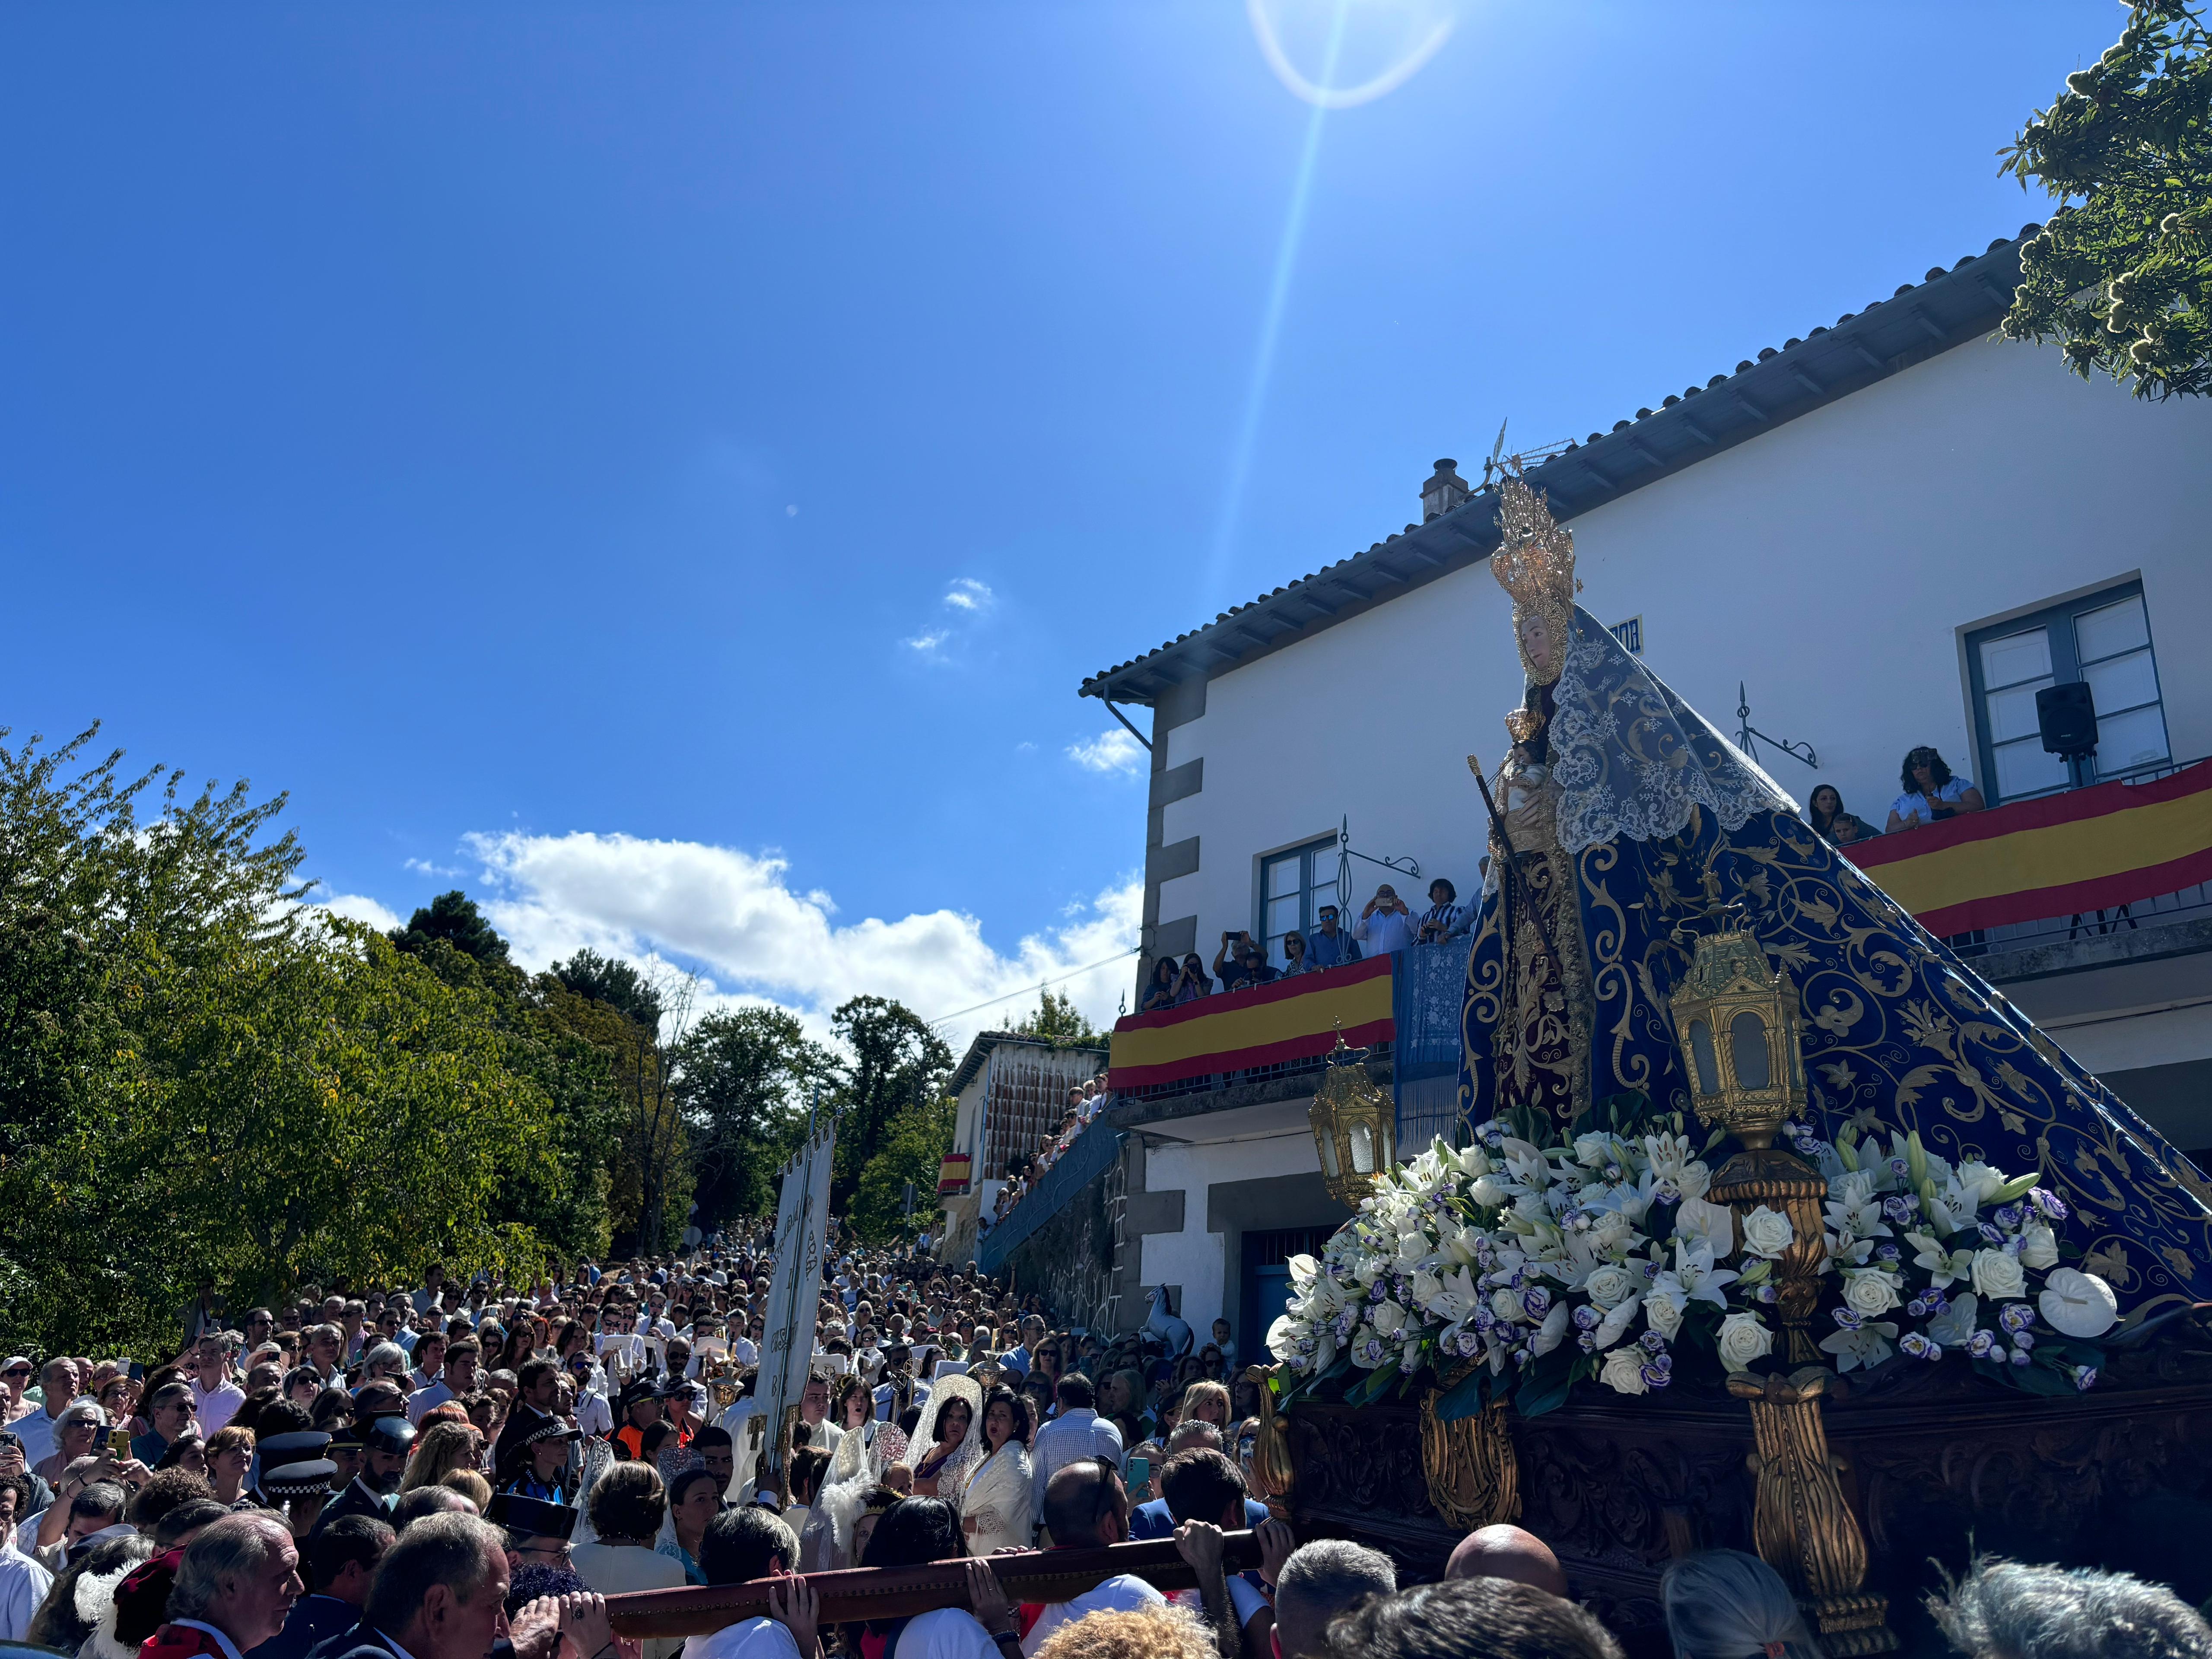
(1967, 1330, 1996, 1358)
(1639, 1331, 1668, 1355)
(1571, 1304, 1600, 1331)
(1993, 1204, 2022, 1229)
(1907, 1298, 1930, 1319)
(2009, 1347, 2032, 1368)
(1999, 1302, 2035, 1335)
(2031, 1188, 2069, 1220)
(1898, 1332, 1938, 1360)
(1473, 1308, 1496, 1334)
(1978, 1221, 2005, 1246)
(2012, 1330, 2036, 1351)
(1832, 1307, 1863, 1330)
(1889, 1157, 1910, 1179)
(1576, 1332, 1597, 1353)
(2072, 1365, 2098, 1391)
(1641, 1362, 1672, 1390)
(1881, 1195, 1914, 1225)
(1875, 1243, 1901, 1263)
(1522, 1286, 1552, 1319)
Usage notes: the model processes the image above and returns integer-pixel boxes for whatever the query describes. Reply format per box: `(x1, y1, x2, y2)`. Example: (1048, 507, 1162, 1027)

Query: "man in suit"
(313, 1513, 509, 1659)
(248, 1515, 391, 1659)
(141, 1513, 303, 1659)
(315, 1418, 413, 1535)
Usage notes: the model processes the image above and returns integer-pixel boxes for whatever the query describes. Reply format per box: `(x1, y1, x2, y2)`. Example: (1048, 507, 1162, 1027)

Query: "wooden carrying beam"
(607, 1533, 1263, 1639)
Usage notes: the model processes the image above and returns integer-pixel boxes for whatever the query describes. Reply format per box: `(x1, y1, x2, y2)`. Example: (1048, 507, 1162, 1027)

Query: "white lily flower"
(1592, 1294, 1643, 1350)
(1674, 1197, 1735, 1257)
(1818, 1320, 1897, 1373)
(1673, 1238, 1739, 1308)
(1530, 1300, 1570, 1356)
(1907, 1232, 1974, 1289)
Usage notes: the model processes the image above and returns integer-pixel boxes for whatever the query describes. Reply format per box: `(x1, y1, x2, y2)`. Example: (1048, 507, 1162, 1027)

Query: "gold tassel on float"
(1420, 1374, 1522, 1531)
(1729, 1367, 1895, 1656)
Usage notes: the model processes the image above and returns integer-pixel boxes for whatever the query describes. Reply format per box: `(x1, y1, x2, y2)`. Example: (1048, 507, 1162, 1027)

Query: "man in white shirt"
(11, 1360, 82, 1471)
(1022, 1459, 1161, 1654)
(1353, 884, 1419, 956)
(410, 1265, 447, 1316)
(682, 1506, 811, 1659)
(1029, 1374, 1124, 1517)
(0, 1485, 53, 1643)
(407, 1337, 480, 1425)
(180, 1335, 245, 1438)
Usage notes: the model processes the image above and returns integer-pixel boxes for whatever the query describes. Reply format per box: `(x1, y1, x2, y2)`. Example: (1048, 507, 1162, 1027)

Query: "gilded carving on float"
(1419, 1382, 1521, 1531)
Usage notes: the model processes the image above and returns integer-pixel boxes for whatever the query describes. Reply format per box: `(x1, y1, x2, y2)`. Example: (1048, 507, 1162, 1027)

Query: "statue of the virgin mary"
(1459, 470, 2212, 1316)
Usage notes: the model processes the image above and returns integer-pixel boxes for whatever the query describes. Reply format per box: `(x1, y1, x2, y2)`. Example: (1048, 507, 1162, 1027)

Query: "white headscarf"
(910, 1373, 983, 1493)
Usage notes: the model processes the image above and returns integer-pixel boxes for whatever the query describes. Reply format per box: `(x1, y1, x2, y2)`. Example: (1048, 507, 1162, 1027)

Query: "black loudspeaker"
(2038, 681, 2099, 757)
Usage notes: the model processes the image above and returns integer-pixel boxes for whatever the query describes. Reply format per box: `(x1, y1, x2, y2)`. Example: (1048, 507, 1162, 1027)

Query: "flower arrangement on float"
(1266, 1095, 2120, 1418)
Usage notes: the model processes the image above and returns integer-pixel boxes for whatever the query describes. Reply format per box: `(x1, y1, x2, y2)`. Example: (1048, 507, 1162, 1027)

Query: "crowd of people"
(992, 1084, 1116, 1224)
(7, 1220, 2204, 1659)
(1807, 744, 1988, 848)
(1138, 880, 1477, 1015)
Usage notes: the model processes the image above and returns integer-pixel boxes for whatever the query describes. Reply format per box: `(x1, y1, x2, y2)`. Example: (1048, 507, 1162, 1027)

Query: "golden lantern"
(1309, 1033, 1395, 1207)
(1670, 915, 1827, 1363)
(1667, 917, 1808, 1148)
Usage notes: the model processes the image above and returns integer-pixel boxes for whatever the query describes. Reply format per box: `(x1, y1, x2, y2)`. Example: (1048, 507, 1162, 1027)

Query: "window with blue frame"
(1259, 836, 1340, 969)
(1967, 582, 2170, 803)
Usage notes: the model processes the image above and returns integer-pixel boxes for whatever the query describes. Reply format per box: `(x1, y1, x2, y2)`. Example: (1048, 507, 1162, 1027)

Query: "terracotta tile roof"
(1081, 227, 2044, 707)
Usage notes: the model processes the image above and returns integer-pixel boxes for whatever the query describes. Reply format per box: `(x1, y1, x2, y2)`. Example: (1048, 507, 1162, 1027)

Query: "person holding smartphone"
(1353, 883, 1419, 956)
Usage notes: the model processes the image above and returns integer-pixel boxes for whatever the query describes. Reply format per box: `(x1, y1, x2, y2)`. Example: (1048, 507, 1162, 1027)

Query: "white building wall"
(1157, 336, 2212, 970)
(1137, 1129, 1318, 1337)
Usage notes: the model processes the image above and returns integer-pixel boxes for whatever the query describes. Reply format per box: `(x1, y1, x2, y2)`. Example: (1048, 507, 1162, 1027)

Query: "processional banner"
(751, 1117, 836, 1489)
(1850, 760, 2212, 936)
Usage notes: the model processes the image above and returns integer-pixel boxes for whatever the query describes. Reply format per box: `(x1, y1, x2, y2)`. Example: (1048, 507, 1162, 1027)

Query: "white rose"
(1370, 1300, 1407, 1337)
(1677, 1162, 1713, 1202)
(1740, 1206, 1795, 1260)
(2019, 1223, 2059, 1270)
(1716, 1311, 1774, 1373)
(1643, 1288, 1684, 1341)
(2038, 1268, 2119, 1338)
(1599, 1348, 1649, 1396)
(1573, 1132, 1610, 1167)
(1842, 1270, 1901, 1318)
(1583, 1264, 1637, 1309)
(1491, 1287, 1524, 1325)
(1468, 1176, 1507, 1210)
(1970, 1248, 2027, 1300)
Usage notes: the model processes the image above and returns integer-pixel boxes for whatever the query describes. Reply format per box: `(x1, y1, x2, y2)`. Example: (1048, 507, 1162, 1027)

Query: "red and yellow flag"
(1850, 761, 2212, 936)
(936, 1154, 971, 1195)
(1109, 954, 1395, 1090)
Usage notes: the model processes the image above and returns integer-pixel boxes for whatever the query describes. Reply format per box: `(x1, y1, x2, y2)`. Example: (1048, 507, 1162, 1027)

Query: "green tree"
(1011, 987, 1104, 1048)
(827, 996, 953, 1206)
(2001, 1, 2212, 397)
(0, 727, 584, 1359)
(849, 1094, 956, 1245)
(545, 957, 693, 1254)
(391, 890, 513, 972)
(677, 1007, 836, 1225)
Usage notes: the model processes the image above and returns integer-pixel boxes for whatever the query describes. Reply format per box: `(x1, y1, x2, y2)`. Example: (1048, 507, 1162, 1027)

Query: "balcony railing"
(975, 1116, 1122, 1274)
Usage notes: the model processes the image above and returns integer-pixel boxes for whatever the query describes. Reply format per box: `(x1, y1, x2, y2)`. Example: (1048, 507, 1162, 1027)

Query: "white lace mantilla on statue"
(1549, 607, 1797, 855)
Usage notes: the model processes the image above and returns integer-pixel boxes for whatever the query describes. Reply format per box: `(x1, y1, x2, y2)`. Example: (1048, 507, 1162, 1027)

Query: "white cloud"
(313, 890, 404, 931)
(904, 629, 947, 654)
(1067, 729, 1146, 776)
(944, 578, 993, 612)
(463, 829, 1141, 1046)
(405, 857, 461, 878)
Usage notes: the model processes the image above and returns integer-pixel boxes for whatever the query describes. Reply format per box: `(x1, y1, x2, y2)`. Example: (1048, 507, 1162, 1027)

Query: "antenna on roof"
(1481, 419, 1575, 488)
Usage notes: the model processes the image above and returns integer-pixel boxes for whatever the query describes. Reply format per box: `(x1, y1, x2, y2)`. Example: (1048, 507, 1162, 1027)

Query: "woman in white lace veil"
(908, 1372, 983, 1503)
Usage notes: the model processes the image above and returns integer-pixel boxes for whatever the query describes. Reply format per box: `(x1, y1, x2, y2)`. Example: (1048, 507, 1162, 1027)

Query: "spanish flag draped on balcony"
(1108, 955, 1394, 1089)
(1847, 760, 2212, 937)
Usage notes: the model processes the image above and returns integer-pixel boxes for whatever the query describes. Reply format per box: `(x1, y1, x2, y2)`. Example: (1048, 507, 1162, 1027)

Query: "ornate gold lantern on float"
(1667, 914, 1828, 1363)
(1307, 1032, 1395, 1207)
(1669, 913, 1897, 1657)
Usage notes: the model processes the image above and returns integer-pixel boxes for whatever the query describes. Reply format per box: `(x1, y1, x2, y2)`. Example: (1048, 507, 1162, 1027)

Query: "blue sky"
(0, 2, 2117, 1041)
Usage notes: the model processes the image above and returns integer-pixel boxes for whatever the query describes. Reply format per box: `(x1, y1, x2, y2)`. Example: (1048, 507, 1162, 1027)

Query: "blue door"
(1239, 1227, 1335, 1369)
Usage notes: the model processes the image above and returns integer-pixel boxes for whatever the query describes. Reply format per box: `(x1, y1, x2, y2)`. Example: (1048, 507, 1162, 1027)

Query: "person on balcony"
(1171, 954, 1213, 1005)
(1886, 746, 1984, 833)
(1354, 884, 1419, 956)
(1414, 878, 1473, 945)
(1139, 958, 1180, 1013)
(1212, 933, 1278, 993)
(1808, 785, 1879, 846)
(1278, 931, 1312, 976)
(1304, 906, 1360, 970)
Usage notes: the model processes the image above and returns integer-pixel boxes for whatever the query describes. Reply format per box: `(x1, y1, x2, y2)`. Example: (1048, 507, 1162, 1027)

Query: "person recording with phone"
(1353, 883, 1419, 956)
(1211, 932, 1279, 993)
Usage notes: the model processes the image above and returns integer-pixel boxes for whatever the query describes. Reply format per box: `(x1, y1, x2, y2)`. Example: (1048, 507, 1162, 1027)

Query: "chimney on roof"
(1421, 458, 1469, 522)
